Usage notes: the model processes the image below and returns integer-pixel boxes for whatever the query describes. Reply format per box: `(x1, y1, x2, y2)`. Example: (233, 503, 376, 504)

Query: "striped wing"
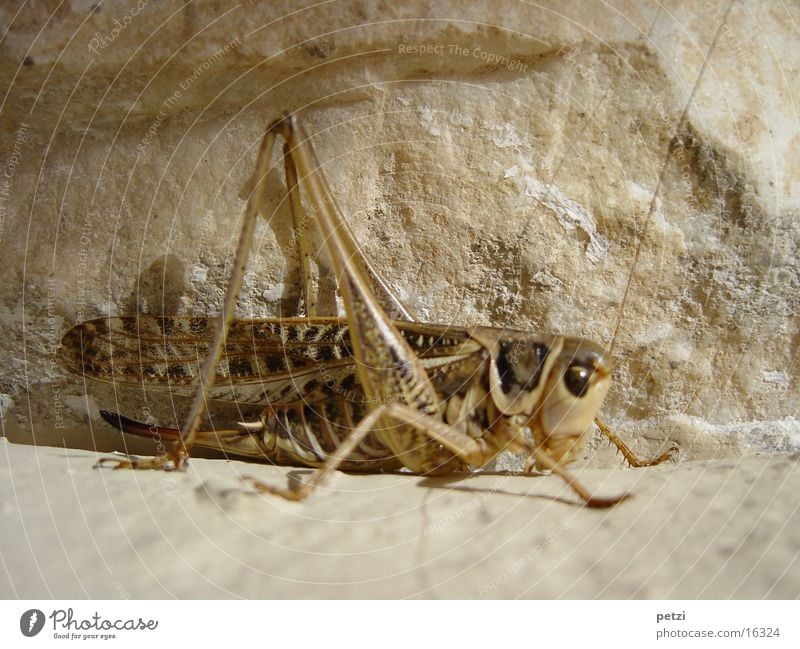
(59, 316, 483, 406)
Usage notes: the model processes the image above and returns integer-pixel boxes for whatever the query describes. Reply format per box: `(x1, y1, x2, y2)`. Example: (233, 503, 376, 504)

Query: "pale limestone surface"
(1, 439, 798, 598)
(0, 0, 799, 598)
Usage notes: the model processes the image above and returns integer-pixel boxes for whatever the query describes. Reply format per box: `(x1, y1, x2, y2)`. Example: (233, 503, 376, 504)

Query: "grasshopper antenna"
(608, 0, 735, 358)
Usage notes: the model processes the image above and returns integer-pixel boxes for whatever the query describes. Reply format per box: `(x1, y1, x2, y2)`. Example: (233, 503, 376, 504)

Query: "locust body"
(57, 0, 740, 506)
(60, 113, 679, 508)
(61, 315, 611, 475)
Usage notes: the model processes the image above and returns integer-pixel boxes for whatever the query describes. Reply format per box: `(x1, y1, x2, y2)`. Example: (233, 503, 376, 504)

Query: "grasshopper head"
(470, 327, 612, 465)
(533, 338, 612, 465)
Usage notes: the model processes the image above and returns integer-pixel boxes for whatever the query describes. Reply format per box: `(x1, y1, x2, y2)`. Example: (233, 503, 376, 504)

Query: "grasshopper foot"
(94, 449, 189, 472)
(241, 475, 310, 502)
(594, 417, 680, 469)
(583, 492, 633, 509)
(96, 409, 191, 471)
(639, 444, 680, 467)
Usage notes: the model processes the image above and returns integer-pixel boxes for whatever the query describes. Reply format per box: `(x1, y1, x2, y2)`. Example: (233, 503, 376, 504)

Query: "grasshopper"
(60, 113, 678, 508)
(59, 0, 735, 509)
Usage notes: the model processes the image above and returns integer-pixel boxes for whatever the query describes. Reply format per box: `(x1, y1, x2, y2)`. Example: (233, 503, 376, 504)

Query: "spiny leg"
(247, 403, 628, 508)
(526, 445, 630, 509)
(97, 122, 283, 471)
(245, 403, 487, 500)
(97, 114, 416, 473)
(246, 405, 389, 501)
(246, 404, 481, 499)
(280, 118, 415, 321)
(172, 126, 281, 463)
(277, 117, 628, 507)
(283, 140, 317, 318)
(278, 117, 443, 417)
(594, 416, 678, 468)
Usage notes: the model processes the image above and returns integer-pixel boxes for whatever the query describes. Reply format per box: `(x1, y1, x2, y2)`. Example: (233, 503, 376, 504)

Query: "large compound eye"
(564, 362, 594, 398)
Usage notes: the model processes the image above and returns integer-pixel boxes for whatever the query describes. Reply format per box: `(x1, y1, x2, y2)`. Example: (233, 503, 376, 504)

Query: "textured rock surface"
(2, 439, 799, 598)
(1, 0, 798, 469)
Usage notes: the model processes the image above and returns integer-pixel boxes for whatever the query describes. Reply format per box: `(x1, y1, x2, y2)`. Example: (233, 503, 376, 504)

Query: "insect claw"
(630, 443, 680, 468)
(657, 444, 680, 464)
(94, 457, 124, 469)
(241, 474, 306, 501)
(583, 492, 632, 509)
(94, 456, 141, 470)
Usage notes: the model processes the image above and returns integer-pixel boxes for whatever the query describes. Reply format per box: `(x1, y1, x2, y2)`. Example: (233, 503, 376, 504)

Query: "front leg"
(246, 403, 490, 500)
(247, 403, 629, 508)
(594, 416, 678, 467)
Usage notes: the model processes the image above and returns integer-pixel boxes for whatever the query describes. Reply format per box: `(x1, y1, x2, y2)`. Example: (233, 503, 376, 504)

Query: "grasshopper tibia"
(244, 404, 631, 509)
(595, 417, 679, 468)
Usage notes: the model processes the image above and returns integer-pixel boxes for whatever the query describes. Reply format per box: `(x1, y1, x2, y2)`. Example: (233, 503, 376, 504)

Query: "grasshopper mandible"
(60, 113, 680, 509)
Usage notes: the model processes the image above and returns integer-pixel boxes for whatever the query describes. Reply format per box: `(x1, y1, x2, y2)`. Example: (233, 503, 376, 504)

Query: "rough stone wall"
(1, 0, 798, 465)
